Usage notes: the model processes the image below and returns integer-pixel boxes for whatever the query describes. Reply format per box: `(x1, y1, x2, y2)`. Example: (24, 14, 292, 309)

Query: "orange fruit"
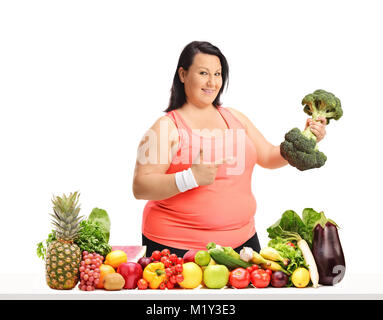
(96, 264, 116, 289)
(104, 250, 128, 269)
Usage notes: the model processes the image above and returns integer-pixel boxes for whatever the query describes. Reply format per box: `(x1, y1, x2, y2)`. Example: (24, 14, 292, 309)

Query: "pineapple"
(45, 191, 83, 290)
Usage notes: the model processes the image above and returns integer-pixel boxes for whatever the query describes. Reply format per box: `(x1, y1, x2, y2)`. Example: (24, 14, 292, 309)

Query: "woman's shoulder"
(149, 113, 177, 131)
(148, 114, 179, 145)
(223, 106, 249, 131)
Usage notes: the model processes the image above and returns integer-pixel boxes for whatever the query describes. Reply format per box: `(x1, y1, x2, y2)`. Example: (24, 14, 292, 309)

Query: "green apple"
(203, 265, 229, 289)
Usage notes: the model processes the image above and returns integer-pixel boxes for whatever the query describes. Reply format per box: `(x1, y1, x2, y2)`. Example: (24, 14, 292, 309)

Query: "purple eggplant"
(312, 213, 345, 285)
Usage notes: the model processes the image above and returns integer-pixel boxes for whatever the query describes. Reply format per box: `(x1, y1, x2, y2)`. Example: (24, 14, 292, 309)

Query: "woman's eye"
(200, 71, 207, 75)
(215, 72, 221, 76)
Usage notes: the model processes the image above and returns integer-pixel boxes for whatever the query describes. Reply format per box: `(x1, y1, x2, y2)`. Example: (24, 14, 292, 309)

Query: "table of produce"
(36, 191, 346, 291)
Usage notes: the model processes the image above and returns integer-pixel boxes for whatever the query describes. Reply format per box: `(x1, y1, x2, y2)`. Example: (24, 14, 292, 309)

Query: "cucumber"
(208, 248, 252, 270)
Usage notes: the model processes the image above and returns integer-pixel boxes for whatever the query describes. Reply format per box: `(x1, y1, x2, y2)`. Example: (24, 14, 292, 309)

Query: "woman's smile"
(202, 88, 215, 95)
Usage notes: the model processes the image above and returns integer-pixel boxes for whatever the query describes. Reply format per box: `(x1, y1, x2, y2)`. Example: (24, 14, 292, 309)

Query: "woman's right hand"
(191, 149, 234, 186)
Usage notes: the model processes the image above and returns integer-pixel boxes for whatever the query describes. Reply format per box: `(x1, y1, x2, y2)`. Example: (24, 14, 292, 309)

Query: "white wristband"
(175, 168, 199, 192)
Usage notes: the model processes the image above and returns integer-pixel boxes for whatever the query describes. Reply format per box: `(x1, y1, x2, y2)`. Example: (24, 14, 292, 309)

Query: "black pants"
(142, 233, 261, 258)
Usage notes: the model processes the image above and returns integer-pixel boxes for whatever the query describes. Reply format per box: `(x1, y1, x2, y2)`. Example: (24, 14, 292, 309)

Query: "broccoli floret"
(302, 89, 343, 124)
(280, 89, 342, 171)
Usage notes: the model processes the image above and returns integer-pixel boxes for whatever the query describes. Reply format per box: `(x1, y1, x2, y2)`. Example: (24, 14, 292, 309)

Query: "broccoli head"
(280, 89, 343, 171)
(302, 89, 343, 124)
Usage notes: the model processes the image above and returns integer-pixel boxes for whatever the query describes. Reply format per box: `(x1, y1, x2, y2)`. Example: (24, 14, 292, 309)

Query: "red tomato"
(246, 266, 253, 274)
(161, 249, 171, 256)
(250, 269, 271, 288)
(246, 264, 259, 274)
(229, 268, 251, 289)
(265, 269, 273, 276)
(169, 254, 178, 264)
(137, 278, 148, 290)
(251, 264, 259, 271)
(160, 256, 169, 264)
(286, 242, 295, 248)
(166, 280, 175, 289)
(151, 250, 162, 261)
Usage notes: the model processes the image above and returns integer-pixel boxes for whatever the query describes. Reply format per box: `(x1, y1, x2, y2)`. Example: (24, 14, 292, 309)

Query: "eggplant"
(312, 212, 345, 285)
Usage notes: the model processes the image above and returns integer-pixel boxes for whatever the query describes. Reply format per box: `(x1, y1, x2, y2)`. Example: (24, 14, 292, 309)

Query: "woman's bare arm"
(132, 116, 181, 200)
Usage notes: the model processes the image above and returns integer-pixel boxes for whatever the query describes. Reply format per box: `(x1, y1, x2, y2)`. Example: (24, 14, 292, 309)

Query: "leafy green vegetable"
(76, 220, 112, 257)
(267, 208, 322, 248)
(268, 237, 307, 275)
(302, 208, 322, 232)
(36, 230, 56, 260)
(88, 208, 111, 242)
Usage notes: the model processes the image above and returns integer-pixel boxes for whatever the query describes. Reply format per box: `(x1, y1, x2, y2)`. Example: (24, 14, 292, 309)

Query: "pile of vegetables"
(280, 89, 343, 171)
(266, 208, 345, 286)
(37, 207, 112, 259)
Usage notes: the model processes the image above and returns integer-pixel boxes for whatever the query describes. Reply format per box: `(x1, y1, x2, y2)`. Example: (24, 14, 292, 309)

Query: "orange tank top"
(142, 106, 258, 250)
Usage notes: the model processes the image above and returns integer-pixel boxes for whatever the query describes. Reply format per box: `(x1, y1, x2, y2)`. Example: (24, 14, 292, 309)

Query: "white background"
(0, 0, 382, 277)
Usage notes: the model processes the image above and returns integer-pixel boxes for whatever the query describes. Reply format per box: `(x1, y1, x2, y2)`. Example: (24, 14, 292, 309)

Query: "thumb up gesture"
(191, 149, 235, 186)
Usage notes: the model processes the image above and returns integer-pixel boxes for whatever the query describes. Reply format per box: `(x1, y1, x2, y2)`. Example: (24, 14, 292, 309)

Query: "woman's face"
(178, 53, 223, 108)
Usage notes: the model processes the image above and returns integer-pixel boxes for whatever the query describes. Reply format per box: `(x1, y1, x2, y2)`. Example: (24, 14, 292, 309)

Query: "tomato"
(169, 254, 178, 264)
(166, 280, 175, 289)
(137, 278, 148, 290)
(161, 249, 171, 257)
(286, 242, 295, 248)
(165, 268, 173, 277)
(160, 256, 170, 264)
(229, 268, 251, 289)
(163, 259, 172, 268)
(265, 269, 273, 276)
(251, 264, 259, 271)
(175, 274, 184, 283)
(151, 250, 162, 261)
(250, 269, 271, 288)
(175, 264, 183, 273)
(169, 275, 177, 284)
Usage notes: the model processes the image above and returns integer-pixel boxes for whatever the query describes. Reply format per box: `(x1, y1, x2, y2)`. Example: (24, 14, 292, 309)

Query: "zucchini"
(208, 248, 252, 270)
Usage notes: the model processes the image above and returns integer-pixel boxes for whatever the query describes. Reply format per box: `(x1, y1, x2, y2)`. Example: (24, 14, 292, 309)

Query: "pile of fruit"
(38, 192, 345, 290)
(50, 243, 314, 291)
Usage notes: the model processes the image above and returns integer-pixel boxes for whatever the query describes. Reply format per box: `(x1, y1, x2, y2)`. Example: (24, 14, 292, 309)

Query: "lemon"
(291, 267, 310, 288)
(104, 250, 128, 269)
(179, 262, 203, 289)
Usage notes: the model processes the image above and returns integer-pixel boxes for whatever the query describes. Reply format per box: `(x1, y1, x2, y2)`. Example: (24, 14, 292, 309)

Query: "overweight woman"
(133, 41, 326, 257)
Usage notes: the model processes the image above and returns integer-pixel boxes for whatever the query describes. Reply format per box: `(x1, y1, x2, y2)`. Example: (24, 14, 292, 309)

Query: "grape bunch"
(150, 249, 184, 290)
(78, 251, 103, 291)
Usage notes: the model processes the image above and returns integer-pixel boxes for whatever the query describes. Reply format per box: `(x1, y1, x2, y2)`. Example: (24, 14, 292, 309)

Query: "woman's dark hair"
(164, 41, 229, 112)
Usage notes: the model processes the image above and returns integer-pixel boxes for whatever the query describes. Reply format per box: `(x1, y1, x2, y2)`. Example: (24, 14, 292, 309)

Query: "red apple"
(117, 262, 143, 289)
(183, 249, 200, 263)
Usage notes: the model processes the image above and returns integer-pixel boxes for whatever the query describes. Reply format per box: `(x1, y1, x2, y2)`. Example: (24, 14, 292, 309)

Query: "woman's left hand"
(305, 116, 327, 142)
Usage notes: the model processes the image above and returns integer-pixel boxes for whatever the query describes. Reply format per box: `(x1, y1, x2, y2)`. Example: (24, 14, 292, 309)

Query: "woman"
(133, 41, 326, 257)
